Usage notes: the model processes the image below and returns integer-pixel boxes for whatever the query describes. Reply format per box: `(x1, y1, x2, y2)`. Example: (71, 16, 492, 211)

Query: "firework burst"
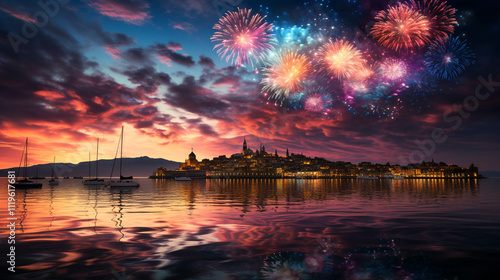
(352, 63, 376, 81)
(380, 59, 408, 80)
(370, 3, 431, 51)
(425, 36, 475, 80)
(211, 8, 276, 68)
(317, 39, 365, 79)
(261, 50, 312, 99)
(407, 0, 457, 42)
(305, 93, 333, 113)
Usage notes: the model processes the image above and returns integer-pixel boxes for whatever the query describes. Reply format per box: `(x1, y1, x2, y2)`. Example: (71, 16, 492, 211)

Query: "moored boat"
(12, 138, 42, 189)
(48, 156, 59, 186)
(84, 138, 105, 186)
(108, 126, 139, 187)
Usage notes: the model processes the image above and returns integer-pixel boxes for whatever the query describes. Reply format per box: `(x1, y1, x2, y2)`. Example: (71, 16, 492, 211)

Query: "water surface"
(1, 178, 499, 279)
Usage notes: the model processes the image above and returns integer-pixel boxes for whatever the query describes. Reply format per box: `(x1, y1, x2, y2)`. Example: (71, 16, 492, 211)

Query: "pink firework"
(380, 59, 407, 80)
(305, 93, 333, 113)
(211, 8, 276, 68)
(370, 3, 431, 51)
(406, 0, 457, 42)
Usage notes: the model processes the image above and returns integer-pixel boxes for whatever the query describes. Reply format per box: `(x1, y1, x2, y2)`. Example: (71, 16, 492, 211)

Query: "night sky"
(0, 0, 499, 171)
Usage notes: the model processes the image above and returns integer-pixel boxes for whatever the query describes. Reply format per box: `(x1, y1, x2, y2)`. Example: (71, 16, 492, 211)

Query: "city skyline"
(0, 136, 487, 173)
(0, 0, 499, 172)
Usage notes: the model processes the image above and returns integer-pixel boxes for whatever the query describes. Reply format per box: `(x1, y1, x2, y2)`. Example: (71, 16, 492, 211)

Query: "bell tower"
(242, 137, 247, 155)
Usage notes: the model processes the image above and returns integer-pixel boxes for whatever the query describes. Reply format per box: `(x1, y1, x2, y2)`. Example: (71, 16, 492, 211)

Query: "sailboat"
(83, 138, 105, 185)
(12, 138, 42, 189)
(48, 156, 59, 185)
(108, 126, 139, 187)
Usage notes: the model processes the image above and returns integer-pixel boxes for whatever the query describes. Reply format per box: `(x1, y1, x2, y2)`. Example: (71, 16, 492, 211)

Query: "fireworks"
(407, 0, 457, 42)
(425, 36, 475, 80)
(210, 0, 475, 118)
(317, 39, 365, 79)
(353, 64, 376, 81)
(305, 93, 333, 113)
(380, 59, 408, 80)
(371, 3, 431, 51)
(211, 8, 276, 68)
(261, 50, 312, 99)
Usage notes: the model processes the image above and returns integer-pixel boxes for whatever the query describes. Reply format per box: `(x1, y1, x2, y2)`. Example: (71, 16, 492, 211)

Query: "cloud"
(121, 47, 155, 65)
(167, 41, 182, 51)
(0, 6, 35, 23)
(162, 0, 238, 17)
(199, 55, 215, 69)
(0, 12, 176, 167)
(122, 66, 171, 93)
(104, 46, 123, 59)
(197, 123, 219, 136)
(86, 0, 151, 25)
(153, 43, 195, 67)
(171, 22, 197, 33)
(164, 76, 230, 119)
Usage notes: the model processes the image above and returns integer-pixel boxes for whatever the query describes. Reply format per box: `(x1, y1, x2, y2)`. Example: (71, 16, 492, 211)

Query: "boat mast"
(25, 137, 28, 179)
(52, 156, 55, 179)
(88, 151, 91, 179)
(17, 139, 26, 180)
(96, 138, 99, 179)
(120, 126, 123, 177)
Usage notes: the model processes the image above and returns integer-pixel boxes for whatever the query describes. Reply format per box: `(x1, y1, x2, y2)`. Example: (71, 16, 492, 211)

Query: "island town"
(151, 138, 480, 180)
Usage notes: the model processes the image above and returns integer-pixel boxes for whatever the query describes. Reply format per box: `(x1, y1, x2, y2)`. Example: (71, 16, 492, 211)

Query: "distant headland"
(151, 138, 481, 180)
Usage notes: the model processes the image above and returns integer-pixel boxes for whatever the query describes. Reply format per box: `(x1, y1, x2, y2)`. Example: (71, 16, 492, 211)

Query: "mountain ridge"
(0, 156, 180, 178)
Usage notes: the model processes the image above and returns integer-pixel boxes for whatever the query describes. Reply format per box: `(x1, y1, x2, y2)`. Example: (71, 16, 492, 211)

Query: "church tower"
(242, 137, 247, 155)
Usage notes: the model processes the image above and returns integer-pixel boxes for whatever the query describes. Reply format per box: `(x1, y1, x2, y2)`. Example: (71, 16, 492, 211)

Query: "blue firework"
(425, 36, 475, 80)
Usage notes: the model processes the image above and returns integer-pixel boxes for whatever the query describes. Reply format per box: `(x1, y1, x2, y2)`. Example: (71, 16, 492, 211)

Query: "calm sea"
(1, 178, 499, 279)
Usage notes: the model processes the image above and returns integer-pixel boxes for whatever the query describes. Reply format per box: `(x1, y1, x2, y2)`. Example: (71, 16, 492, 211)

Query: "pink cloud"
(167, 42, 182, 51)
(172, 22, 197, 33)
(0, 7, 35, 23)
(86, 0, 151, 25)
(104, 46, 123, 59)
(155, 55, 172, 67)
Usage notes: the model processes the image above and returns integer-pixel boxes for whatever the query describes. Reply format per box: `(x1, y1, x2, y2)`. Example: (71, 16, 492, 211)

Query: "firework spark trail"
(211, 8, 276, 68)
(371, 3, 432, 51)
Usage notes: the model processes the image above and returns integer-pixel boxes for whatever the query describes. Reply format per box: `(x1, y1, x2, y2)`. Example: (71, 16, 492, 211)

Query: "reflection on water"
(1, 178, 499, 279)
